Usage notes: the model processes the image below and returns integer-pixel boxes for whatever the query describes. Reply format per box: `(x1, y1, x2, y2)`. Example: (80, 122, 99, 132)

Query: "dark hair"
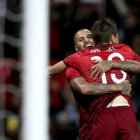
(91, 17, 117, 45)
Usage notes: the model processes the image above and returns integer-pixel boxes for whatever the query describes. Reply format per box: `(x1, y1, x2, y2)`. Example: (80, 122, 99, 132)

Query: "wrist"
(118, 83, 124, 92)
(113, 83, 122, 92)
(110, 83, 122, 92)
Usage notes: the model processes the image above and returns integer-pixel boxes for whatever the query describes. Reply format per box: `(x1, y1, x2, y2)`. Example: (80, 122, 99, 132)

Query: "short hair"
(91, 17, 117, 46)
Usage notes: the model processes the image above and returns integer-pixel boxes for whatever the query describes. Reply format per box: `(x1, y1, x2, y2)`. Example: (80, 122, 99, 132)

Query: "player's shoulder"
(114, 43, 131, 49)
(77, 47, 91, 55)
(66, 51, 80, 59)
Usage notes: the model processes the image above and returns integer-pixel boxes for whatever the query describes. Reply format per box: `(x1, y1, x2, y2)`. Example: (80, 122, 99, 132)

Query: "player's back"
(75, 43, 132, 84)
(64, 43, 140, 122)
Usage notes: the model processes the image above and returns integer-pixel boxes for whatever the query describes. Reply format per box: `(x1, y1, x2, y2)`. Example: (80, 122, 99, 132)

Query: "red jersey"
(65, 67, 90, 140)
(63, 43, 140, 124)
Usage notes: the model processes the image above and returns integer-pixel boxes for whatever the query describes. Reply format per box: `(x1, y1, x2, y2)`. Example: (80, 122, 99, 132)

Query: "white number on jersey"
(91, 53, 127, 84)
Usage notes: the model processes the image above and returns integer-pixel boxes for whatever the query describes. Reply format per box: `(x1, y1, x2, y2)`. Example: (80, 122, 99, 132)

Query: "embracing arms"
(48, 60, 132, 97)
(48, 59, 140, 79)
(71, 77, 131, 96)
(90, 60, 140, 79)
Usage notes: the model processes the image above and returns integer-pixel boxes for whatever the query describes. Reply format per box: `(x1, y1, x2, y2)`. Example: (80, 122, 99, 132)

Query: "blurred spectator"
(6, 113, 20, 140)
(0, 58, 21, 140)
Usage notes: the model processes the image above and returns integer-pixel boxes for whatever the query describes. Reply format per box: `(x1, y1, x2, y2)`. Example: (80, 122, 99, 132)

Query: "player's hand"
(90, 60, 112, 80)
(120, 80, 132, 97)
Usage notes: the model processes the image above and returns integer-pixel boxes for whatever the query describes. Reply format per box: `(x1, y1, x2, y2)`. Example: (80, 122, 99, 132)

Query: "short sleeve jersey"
(63, 43, 140, 122)
(65, 67, 90, 140)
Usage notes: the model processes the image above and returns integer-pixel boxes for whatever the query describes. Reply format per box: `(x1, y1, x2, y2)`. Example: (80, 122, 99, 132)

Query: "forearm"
(71, 77, 122, 96)
(111, 60, 140, 74)
(83, 83, 122, 96)
(48, 61, 67, 78)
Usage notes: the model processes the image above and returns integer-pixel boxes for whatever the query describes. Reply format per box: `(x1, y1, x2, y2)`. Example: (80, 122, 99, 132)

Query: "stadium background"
(0, 0, 140, 139)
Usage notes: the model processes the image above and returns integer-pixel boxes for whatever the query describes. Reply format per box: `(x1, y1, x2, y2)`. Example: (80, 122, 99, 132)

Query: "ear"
(75, 46, 78, 52)
(110, 34, 115, 44)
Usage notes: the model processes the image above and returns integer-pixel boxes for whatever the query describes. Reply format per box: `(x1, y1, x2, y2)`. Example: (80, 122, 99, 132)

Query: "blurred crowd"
(0, 0, 140, 140)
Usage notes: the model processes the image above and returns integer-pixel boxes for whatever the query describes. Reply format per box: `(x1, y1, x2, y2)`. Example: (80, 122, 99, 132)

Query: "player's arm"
(71, 77, 131, 96)
(49, 52, 78, 78)
(112, 60, 140, 73)
(48, 61, 67, 78)
(90, 60, 140, 79)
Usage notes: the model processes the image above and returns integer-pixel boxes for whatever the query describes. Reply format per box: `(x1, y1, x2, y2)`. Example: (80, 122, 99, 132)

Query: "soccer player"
(49, 28, 135, 140)
(56, 18, 140, 139)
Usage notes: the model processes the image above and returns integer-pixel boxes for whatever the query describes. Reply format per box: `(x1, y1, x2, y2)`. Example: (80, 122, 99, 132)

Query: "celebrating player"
(49, 28, 140, 139)
(62, 17, 140, 139)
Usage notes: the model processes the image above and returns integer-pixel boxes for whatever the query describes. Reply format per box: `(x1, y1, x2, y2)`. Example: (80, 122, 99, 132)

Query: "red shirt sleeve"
(65, 67, 82, 85)
(63, 53, 79, 68)
(123, 44, 140, 61)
